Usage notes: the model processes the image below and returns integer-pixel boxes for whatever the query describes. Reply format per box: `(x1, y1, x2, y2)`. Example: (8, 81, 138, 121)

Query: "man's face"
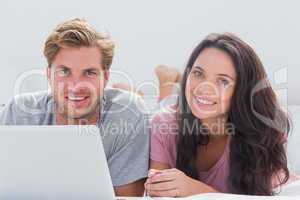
(47, 46, 109, 122)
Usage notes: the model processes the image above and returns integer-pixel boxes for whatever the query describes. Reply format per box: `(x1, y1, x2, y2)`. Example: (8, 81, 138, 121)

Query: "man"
(0, 18, 150, 196)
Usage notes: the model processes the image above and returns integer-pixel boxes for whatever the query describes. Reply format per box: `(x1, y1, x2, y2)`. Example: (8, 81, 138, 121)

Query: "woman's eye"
(192, 70, 203, 78)
(219, 79, 229, 86)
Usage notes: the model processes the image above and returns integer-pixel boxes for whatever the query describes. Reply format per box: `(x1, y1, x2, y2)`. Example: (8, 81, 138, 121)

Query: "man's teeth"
(68, 96, 86, 101)
(195, 97, 215, 105)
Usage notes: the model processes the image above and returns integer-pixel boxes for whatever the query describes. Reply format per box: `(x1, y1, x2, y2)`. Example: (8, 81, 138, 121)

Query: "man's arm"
(114, 178, 146, 197)
(0, 98, 16, 125)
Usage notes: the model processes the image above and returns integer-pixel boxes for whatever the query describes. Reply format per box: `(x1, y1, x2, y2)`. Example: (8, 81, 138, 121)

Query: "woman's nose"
(194, 81, 217, 96)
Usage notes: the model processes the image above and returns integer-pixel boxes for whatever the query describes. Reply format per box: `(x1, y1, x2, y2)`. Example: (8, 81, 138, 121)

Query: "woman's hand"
(145, 168, 218, 197)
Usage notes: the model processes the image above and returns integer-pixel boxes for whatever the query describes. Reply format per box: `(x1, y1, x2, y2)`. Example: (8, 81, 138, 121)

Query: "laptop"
(0, 125, 125, 200)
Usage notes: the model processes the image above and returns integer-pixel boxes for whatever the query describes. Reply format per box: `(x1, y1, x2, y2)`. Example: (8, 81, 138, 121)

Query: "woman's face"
(185, 47, 237, 121)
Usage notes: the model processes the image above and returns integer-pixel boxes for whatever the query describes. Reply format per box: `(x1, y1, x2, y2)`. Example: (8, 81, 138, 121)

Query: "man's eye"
(86, 71, 97, 76)
(57, 69, 70, 77)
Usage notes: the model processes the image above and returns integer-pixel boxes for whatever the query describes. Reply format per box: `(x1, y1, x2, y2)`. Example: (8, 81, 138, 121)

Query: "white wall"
(0, 0, 299, 106)
(0, 0, 300, 174)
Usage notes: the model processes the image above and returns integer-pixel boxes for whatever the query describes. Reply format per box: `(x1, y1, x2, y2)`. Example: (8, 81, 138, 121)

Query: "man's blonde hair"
(44, 18, 115, 70)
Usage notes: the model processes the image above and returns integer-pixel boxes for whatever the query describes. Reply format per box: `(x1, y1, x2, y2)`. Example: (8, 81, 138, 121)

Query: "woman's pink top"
(150, 106, 231, 193)
(150, 106, 299, 193)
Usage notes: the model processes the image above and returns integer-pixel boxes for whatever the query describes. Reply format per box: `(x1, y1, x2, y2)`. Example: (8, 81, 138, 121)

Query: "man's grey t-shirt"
(0, 88, 150, 186)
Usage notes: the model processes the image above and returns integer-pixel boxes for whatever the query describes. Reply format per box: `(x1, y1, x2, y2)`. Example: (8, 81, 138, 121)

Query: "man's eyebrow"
(56, 65, 70, 70)
(217, 73, 235, 81)
(84, 67, 100, 71)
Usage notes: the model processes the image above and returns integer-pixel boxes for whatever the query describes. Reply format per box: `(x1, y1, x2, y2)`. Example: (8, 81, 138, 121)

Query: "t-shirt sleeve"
(150, 112, 177, 167)
(0, 98, 17, 125)
(107, 114, 150, 186)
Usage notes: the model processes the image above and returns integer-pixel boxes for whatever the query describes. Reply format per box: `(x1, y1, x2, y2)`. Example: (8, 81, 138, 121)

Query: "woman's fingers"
(146, 180, 176, 191)
(148, 169, 162, 178)
(147, 188, 179, 197)
(150, 171, 177, 183)
(145, 169, 164, 188)
(145, 169, 185, 197)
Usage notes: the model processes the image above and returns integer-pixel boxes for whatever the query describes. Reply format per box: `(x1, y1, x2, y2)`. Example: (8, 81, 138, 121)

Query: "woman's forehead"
(193, 48, 237, 79)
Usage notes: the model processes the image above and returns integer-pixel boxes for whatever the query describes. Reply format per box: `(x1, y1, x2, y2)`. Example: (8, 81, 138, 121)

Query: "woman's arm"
(146, 160, 218, 198)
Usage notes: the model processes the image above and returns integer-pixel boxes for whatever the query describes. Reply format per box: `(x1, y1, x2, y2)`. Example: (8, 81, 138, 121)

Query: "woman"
(145, 33, 295, 197)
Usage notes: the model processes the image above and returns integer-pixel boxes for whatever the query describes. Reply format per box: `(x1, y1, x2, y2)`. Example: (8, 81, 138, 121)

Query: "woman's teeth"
(195, 97, 215, 105)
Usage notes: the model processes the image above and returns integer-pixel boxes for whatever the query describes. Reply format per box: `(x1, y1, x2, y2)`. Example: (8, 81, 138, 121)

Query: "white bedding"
(278, 179, 300, 196)
(287, 105, 300, 174)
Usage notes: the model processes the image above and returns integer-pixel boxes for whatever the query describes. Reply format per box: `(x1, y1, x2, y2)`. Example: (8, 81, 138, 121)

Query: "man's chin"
(62, 108, 99, 122)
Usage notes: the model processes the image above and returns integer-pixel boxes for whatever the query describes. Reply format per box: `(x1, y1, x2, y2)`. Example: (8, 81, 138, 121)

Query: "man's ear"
(46, 67, 53, 91)
(46, 67, 51, 81)
(103, 70, 110, 81)
(102, 70, 110, 88)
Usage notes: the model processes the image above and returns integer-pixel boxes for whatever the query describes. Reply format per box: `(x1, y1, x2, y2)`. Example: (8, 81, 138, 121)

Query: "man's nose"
(66, 78, 88, 93)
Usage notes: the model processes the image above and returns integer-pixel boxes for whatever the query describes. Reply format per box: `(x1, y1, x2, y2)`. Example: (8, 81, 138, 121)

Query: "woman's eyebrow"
(217, 73, 235, 81)
(193, 65, 205, 72)
(194, 66, 235, 80)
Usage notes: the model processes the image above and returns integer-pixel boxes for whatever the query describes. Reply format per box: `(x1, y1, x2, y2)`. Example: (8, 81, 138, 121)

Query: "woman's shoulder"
(151, 104, 177, 120)
(150, 104, 179, 136)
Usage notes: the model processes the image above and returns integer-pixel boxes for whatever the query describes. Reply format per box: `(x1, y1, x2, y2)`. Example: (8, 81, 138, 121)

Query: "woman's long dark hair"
(176, 33, 290, 195)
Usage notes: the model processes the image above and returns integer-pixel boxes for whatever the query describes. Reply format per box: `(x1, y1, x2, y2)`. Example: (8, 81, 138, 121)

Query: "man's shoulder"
(10, 90, 52, 112)
(0, 90, 54, 125)
(103, 88, 148, 121)
(100, 88, 150, 168)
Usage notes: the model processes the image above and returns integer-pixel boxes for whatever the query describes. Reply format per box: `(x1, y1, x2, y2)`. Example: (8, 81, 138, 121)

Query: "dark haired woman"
(145, 33, 298, 197)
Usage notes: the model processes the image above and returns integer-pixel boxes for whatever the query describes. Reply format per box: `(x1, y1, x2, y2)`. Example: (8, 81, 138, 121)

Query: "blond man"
(0, 18, 150, 196)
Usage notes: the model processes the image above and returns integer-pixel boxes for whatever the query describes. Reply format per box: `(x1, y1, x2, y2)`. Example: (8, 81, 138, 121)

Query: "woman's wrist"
(190, 179, 218, 196)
